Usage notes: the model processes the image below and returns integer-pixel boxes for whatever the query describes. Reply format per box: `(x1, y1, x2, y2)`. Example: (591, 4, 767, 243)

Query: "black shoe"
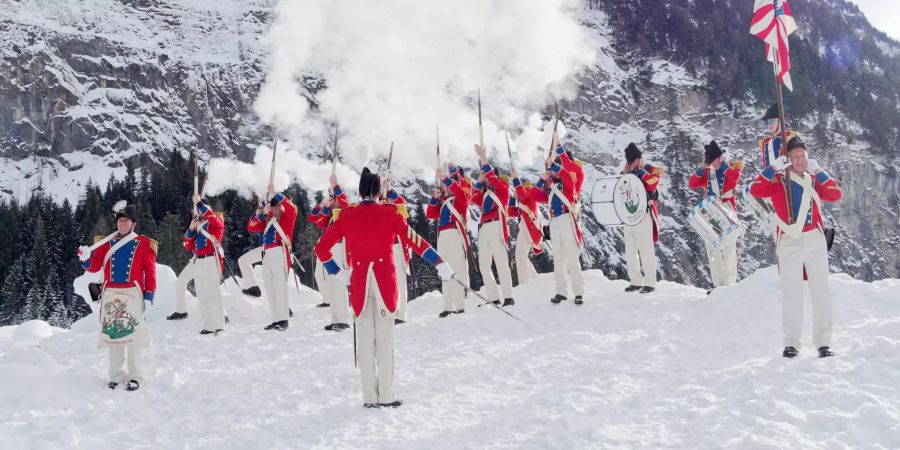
(378, 400, 402, 408)
(274, 320, 289, 331)
(574, 296, 583, 305)
(199, 330, 214, 335)
(454, 309, 465, 314)
(639, 286, 655, 294)
(438, 311, 453, 318)
(242, 286, 262, 297)
(264, 322, 278, 331)
(395, 319, 406, 325)
(624, 285, 642, 292)
(363, 403, 380, 409)
(783, 346, 798, 358)
(551, 294, 567, 304)
(492, 300, 501, 305)
(502, 298, 515, 307)
(316, 302, 330, 308)
(214, 329, 223, 336)
(818, 346, 834, 358)
(706, 289, 714, 296)
(289, 309, 294, 318)
(166, 312, 187, 320)
(107, 382, 118, 390)
(225, 316, 230, 324)
(324, 323, 350, 331)
(125, 380, 140, 391)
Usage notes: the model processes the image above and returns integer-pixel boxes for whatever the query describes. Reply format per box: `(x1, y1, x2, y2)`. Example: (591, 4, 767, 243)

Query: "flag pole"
(774, 74, 795, 224)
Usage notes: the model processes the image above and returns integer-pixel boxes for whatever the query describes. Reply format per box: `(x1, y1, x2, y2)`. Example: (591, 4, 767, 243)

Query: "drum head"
(614, 173, 648, 226)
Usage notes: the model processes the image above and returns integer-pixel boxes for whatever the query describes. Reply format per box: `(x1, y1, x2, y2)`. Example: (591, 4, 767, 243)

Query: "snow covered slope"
(1, 266, 898, 448)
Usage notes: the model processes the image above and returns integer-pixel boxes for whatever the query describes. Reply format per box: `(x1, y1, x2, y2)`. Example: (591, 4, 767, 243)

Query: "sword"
(449, 275, 522, 322)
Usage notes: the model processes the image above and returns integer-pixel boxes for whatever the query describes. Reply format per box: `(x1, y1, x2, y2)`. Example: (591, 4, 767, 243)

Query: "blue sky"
(851, 0, 900, 40)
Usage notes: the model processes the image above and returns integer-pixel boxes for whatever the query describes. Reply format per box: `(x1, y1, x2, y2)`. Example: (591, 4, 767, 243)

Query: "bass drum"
(590, 173, 647, 226)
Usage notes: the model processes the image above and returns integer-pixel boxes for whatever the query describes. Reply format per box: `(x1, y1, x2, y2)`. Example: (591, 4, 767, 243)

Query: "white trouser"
(549, 213, 584, 297)
(477, 220, 513, 301)
(776, 230, 832, 349)
(393, 242, 408, 321)
(623, 213, 656, 288)
(514, 222, 537, 285)
(437, 228, 468, 311)
(238, 246, 263, 290)
(356, 270, 396, 404)
(705, 241, 737, 287)
(194, 256, 225, 331)
(326, 242, 351, 325)
(314, 259, 327, 303)
(109, 347, 144, 383)
(174, 260, 196, 314)
(262, 246, 290, 322)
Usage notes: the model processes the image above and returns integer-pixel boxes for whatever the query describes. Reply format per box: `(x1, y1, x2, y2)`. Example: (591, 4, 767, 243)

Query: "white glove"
(436, 262, 455, 281)
(771, 155, 791, 171)
(77, 245, 92, 262)
(144, 300, 152, 312)
(334, 269, 352, 286)
(806, 159, 821, 174)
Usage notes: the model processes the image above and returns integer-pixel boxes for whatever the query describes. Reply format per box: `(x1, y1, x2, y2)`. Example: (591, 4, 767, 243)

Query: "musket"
(477, 89, 484, 149)
(193, 153, 199, 219)
(546, 103, 560, 168)
(387, 141, 394, 177)
(331, 124, 339, 176)
(267, 133, 278, 202)
(505, 131, 515, 173)
(435, 125, 441, 185)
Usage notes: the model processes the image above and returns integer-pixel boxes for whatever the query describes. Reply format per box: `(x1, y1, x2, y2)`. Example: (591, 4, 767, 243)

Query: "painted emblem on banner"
(102, 298, 137, 340)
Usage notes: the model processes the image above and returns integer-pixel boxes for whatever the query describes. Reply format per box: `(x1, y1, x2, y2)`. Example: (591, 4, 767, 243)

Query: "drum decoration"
(590, 173, 648, 227)
(688, 196, 745, 251)
(741, 185, 776, 234)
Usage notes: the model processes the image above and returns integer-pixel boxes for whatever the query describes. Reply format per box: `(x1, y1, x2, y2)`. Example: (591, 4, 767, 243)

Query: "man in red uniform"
(183, 195, 226, 335)
(426, 163, 471, 317)
(316, 168, 454, 408)
(759, 103, 800, 169)
(78, 203, 157, 391)
(749, 137, 842, 359)
(471, 144, 514, 306)
(535, 136, 585, 304)
(688, 140, 743, 290)
(309, 175, 352, 331)
(247, 184, 297, 331)
(511, 168, 544, 286)
(621, 143, 663, 294)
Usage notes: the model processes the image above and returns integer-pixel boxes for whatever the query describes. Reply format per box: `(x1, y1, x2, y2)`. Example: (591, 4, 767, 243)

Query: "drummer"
(688, 140, 743, 292)
(621, 143, 663, 294)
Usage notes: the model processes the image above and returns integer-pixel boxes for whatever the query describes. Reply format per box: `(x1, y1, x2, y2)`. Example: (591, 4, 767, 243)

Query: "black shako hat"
(704, 139, 725, 164)
(762, 103, 780, 121)
(625, 143, 642, 164)
(786, 136, 806, 152)
(359, 167, 381, 198)
(115, 205, 138, 222)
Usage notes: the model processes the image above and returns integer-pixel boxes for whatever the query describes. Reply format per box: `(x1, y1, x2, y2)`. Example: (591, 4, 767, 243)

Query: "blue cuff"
(536, 179, 546, 189)
(555, 145, 565, 156)
(256, 212, 266, 221)
(185, 229, 197, 238)
(144, 291, 155, 303)
(508, 198, 517, 207)
(323, 259, 341, 275)
(443, 177, 453, 188)
(448, 165, 458, 175)
(311, 206, 321, 215)
(475, 181, 483, 190)
(695, 167, 705, 177)
(333, 185, 343, 197)
(430, 197, 439, 205)
(481, 163, 493, 174)
(388, 190, 399, 200)
(272, 192, 285, 205)
(815, 171, 830, 184)
(422, 247, 441, 265)
(323, 207, 332, 215)
(550, 163, 561, 174)
(761, 167, 776, 180)
(81, 259, 91, 269)
(513, 177, 522, 187)
(197, 202, 209, 214)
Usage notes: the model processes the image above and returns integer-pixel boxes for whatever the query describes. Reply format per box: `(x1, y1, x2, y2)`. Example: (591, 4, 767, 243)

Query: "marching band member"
(621, 143, 663, 294)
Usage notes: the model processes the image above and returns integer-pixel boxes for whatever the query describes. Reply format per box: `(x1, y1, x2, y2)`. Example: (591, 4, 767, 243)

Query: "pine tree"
(158, 213, 190, 273)
(42, 270, 68, 327)
(0, 256, 27, 325)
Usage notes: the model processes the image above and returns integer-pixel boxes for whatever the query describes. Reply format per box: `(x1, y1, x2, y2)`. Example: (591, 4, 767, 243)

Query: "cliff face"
(1, 0, 897, 283)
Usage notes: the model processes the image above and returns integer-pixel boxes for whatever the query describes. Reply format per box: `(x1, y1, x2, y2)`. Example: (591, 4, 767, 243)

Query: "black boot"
(199, 330, 214, 335)
(639, 286, 655, 294)
(263, 322, 278, 331)
(454, 309, 465, 314)
(395, 319, 406, 325)
(818, 346, 834, 358)
(574, 295, 583, 305)
(242, 286, 262, 297)
(289, 309, 294, 318)
(214, 329, 224, 336)
(125, 380, 140, 391)
(166, 312, 187, 320)
(551, 294, 566, 304)
(325, 323, 349, 331)
(316, 302, 331, 308)
(492, 300, 501, 305)
(624, 285, 642, 292)
(274, 320, 289, 331)
(502, 298, 515, 307)
(363, 403, 380, 409)
(783, 346, 798, 358)
(438, 311, 453, 318)
(378, 400, 403, 408)
(107, 381, 118, 390)
(225, 316, 230, 324)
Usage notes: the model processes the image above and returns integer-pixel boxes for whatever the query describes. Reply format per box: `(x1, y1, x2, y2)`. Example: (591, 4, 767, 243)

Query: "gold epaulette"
(148, 238, 159, 255)
(652, 166, 665, 176)
(730, 160, 745, 171)
(396, 203, 409, 220)
(331, 208, 342, 223)
(93, 235, 105, 244)
(499, 175, 510, 184)
(575, 160, 584, 167)
(215, 212, 225, 220)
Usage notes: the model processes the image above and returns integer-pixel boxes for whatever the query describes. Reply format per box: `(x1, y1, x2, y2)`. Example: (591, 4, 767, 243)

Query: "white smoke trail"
(214, 0, 595, 196)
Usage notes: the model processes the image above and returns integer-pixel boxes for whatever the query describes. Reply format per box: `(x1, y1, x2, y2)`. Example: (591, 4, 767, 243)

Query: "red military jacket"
(247, 192, 298, 270)
(82, 234, 158, 302)
(183, 201, 224, 274)
(471, 163, 511, 243)
(512, 177, 544, 254)
(316, 201, 444, 317)
(426, 166, 472, 249)
(385, 189, 412, 267)
(631, 165, 663, 243)
(308, 185, 351, 230)
(688, 161, 743, 211)
(535, 145, 585, 246)
(749, 165, 842, 237)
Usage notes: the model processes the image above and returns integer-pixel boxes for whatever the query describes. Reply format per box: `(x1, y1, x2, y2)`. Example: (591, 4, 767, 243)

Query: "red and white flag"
(750, 0, 798, 90)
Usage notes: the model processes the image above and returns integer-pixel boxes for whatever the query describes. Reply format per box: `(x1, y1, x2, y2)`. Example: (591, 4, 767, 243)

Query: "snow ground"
(1, 266, 899, 449)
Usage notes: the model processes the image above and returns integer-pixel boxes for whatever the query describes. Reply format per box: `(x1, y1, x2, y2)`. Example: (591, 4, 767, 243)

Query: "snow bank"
(1, 267, 899, 448)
